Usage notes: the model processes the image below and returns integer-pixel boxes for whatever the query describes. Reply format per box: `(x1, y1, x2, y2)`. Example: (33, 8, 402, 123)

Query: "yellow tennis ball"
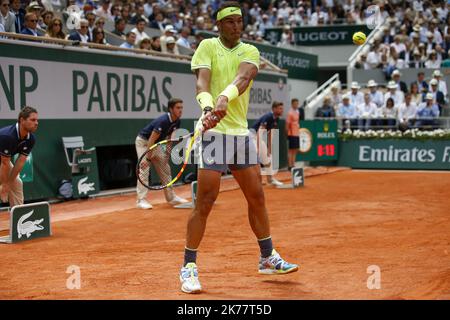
(352, 31, 366, 45)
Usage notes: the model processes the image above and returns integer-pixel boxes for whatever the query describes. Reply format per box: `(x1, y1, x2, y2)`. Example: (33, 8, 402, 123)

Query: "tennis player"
(135, 98, 189, 209)
(179, 2, 298, 294)
(0, 106, 38, 206)
(252, 101, 285, 187)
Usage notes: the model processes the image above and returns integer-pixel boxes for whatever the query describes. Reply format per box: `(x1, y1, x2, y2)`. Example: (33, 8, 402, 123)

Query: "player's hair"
(18, 106, 38, 121)
(214, 1, 241, 20)
(291, 98, 299, 104)
(168, 98, 183, 110)
(272, 101, 283, 109)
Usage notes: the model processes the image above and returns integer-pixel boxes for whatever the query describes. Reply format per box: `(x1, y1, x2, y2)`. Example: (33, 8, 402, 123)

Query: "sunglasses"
(29, 19, 37, 22)
(2, 4, 9, 7)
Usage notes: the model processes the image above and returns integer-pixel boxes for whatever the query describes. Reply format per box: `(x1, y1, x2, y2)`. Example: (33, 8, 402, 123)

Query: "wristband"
(196, 92, 214, 111)
(219, 84, 239, 102)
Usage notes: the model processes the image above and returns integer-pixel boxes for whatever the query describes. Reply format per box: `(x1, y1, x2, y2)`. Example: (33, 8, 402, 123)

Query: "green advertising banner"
(297, 120, 339, 162)
(265, 24, 371, 46)
(338, 139, 450, 170)
(197, 31, 318, 81)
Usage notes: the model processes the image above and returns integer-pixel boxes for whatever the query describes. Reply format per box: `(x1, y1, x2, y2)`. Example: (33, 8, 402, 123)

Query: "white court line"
(352, 169, 450, 174)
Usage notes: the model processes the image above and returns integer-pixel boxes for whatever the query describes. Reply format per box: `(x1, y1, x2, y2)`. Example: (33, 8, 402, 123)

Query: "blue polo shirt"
(252, 112, 279, 131)
(138, 113, 181, 142)
(0, 123, 35, 157)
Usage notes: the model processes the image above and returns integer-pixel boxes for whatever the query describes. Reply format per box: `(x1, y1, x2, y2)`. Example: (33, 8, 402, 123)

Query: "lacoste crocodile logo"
(78, 177, 95, 195)
(17, 210, 44, 239)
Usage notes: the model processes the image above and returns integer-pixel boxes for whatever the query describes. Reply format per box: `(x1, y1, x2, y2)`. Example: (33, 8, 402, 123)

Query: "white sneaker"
(169, 195, 189, 205)
(180, 262, 202, 294)
(136, 199, 153, 209)
(269, 178, 284, 187)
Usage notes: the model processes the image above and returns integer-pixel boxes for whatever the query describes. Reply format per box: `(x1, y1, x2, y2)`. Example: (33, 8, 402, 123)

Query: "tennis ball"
(352, 31, 366, 45)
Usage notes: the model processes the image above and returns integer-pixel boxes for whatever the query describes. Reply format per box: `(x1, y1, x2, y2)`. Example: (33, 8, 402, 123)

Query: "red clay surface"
(1, 168, 450, 300)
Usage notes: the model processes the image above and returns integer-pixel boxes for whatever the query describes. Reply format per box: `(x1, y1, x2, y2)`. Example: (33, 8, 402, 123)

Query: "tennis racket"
(136, 114, 217, 190)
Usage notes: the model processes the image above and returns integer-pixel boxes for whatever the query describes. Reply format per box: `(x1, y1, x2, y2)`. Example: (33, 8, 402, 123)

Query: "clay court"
(1, 168, 450, 300)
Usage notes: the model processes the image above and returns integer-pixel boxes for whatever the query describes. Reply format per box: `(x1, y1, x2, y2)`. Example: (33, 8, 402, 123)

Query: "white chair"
(62, 136, 84, 174)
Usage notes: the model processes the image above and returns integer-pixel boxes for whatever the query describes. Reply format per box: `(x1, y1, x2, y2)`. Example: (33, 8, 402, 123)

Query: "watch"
(298, 128, 313, 153)
(203, 106, 213, 114)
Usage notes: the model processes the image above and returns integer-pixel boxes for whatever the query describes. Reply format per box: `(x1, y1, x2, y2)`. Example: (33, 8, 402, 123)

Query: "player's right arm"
(191, 40, 218, 130)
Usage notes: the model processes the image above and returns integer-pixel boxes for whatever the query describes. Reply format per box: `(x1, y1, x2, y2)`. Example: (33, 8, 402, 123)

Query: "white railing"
(304, 73, 340, 106)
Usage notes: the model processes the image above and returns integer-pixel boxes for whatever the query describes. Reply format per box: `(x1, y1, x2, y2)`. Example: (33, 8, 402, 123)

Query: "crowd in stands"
(353, 0, 450, 74)
(315, 69, 447, 130)
(2, 1, 448, 53)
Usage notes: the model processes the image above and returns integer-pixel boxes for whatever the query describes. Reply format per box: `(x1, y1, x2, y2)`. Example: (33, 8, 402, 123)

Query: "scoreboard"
(296, 120, 339, 161)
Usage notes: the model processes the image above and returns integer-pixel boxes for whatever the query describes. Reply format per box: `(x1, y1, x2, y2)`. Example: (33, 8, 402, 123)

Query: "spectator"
(412, 72, 429, 94)
(367, 80, 384, 109)
(20, 12, 39, 37)
(120, 5, 131, 24)
(385, 80, 405, 106)
(85, 11, 95, 42)
(130, 4, 149, 25)
(425, 32, 437, 56)
(144, 0, 153, 19)
(380, 97, 398, 130)
(120, 31, 136, 49)
(110, 4, 121, 22)
(160, 24, 177, 52)
(26, 2, 42, 22)
(391, 69, 408, 94)
(67, 18, 89, 44)
(176, 26, 191, 49)
(337, 94, 357, 129)
(390, 35, 407, 60)
(151, 35, 161, 51)
(366, 44, 381, 69)
(112, 17, 126, 40)
(315, 96, 335, 118)
(10, 0, 25, 33)
(131, 18, 150, 46)
(95, 17, 106, 30)
(138, 37, 152, 51)
(432, 69, 448, 98)
(149, 12, 165, 30)
(258, 14, 273, 34)
(427, 78, 446, 114)
(164, 36, 179, 55)
(416, 93, 440, 129)
(355, 52, 370, 69)
(40, 10, 53, 31)
(94, 0, 113, 22)
(45, 17, 65, 39)
(409, 49, 425, 68)
(398, 93, 417, 131)
(357, 93, 378, 131)
(330, 83, 342, 107)
(425, 50, 441, 68)
(0, 0, 16, 33)
(92, 26, 107, 45)
(349, 81, 364, 107)
(410, 82, 423, 106)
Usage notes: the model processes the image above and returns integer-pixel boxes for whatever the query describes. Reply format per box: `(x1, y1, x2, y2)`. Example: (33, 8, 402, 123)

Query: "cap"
(28, 1, 43, 9)
(387, 80, 397, 89)
(433, 69, 442, 77)
(413, 49, 421, 55)
(164, 25, 176, 33)
(430, 78, 438, 85)
(342, 93, 350, 100)
(351, 81, 360, 89)
(427, 31, 434, 38)
(426, 93, 434, 100)
(413, 24, 420, 32)
(166, 36, 175, 44)
(392, 69, 401, 77)
(367, 80, 377, 87)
